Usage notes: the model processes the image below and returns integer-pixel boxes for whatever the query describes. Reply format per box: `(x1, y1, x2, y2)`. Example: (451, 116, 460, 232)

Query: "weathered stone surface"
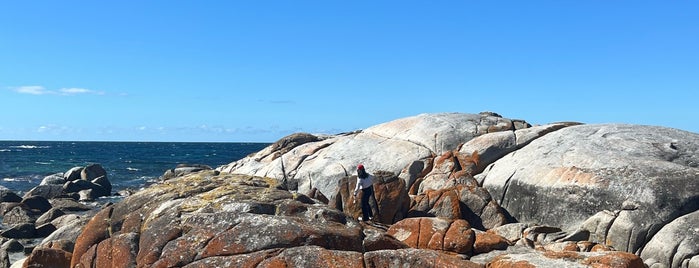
(48, 199, 91, 212)
(39, 173, 65, 186)
(362, 226, 409, 252)
(474, 231, 510, 254)
(640, 210, 699, 268)
(35, 208, 65, 227)
(386, 217, 475, 255)
(161, 164, 214, 181)
(90, 175, 111, 196)
(23, 247, 71, 268)
(488, 249, 645, 268)
(364, 248, 483, 268)
(20, 196, 51, 214)
(80, 164, 107, 181)
(409, 183, 509, 230)
(481, 124, 699, 258)
(63, 167, 83, 181)
(22, 185, 64, 200)
(71, 171, 369, 267)
(1, 207, 36, 226)
(218, 113, 528, 201)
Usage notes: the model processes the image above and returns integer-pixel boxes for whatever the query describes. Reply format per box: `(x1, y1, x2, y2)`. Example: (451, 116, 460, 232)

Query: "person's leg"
(361, 188, 371, 221)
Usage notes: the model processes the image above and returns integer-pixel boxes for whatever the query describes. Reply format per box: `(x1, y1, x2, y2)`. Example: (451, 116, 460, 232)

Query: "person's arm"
(353, 178, 361, 196)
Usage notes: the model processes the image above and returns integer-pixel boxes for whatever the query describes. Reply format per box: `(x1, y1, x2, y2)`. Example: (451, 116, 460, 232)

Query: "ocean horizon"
(0, 140, 269, 195)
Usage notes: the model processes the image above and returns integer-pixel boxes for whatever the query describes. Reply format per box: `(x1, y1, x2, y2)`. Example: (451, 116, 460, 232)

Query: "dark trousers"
(361, 186, 374, 220)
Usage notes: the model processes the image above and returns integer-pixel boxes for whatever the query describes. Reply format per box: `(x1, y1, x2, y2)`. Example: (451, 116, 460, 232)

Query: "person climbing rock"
(353, 164, 374, 221)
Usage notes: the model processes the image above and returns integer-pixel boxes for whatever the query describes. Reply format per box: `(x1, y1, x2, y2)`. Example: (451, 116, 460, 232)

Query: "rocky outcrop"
(217, 112, 530, 201)
(213, 112, 697, 267)
(480, 124, 699, 258)
(69, 171, 481, 267)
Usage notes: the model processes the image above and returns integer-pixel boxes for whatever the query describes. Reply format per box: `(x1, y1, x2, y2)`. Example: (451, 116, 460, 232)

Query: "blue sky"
(1, 1, 697, 142)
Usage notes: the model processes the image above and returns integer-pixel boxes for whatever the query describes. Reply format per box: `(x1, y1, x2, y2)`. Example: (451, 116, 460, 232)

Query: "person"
(353, 164, 374, 222)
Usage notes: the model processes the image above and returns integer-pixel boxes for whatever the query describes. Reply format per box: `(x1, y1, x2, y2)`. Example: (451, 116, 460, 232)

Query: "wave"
(126, 167, 140, 171)
(35, 161, 53, 165)
(0, 149, 11, 152)
(10, 145, 51, 149)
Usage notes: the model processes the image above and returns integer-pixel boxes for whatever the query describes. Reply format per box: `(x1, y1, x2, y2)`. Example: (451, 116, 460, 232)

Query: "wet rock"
(19, 196, 51, 214)
(22, 185, 64, 200)
(39, 173, 64, 186)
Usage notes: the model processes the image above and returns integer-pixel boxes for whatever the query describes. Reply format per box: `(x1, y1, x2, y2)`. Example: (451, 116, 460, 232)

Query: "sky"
(1, 1, 697, 142)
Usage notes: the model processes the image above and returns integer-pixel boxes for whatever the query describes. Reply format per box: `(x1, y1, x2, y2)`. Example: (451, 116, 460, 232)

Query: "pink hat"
(357, 164, 364, 170)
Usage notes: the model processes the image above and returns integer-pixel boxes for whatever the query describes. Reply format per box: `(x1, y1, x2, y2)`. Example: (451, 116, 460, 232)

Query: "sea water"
(0, 141, 269, 195)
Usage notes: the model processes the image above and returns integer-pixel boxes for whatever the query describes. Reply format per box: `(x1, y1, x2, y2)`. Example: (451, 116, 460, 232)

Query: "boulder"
(39, 173, 64, 186)
(0, 190, 22, 203)
(2, 206, 36, 226)
(63, 167, 83, 181)
(35, 208, 65, 226)
(1, 223, 36, 239)
(161, 164, 213, 181)
(23, 248, 71, 268)
(409, 183, 509, 230)
(386, 217, 476, 255)
(90, 175, 111, 196)
(218, 113, 529, 201)
(20, 196, 51, 214)
(80, 164, 107, 181)
(481, 124, 699, 258)
(640, 210, 699, 268)
(22, 185, 64, 200)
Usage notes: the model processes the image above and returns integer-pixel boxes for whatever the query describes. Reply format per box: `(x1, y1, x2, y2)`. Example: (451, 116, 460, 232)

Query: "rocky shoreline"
(2, 112, 697, 267)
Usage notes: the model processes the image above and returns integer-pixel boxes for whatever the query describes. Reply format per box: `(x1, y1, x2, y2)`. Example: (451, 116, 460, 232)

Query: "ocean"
(0, 141, 269, 196)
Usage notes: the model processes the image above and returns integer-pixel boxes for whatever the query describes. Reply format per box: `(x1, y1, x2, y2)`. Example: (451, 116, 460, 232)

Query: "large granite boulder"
(218, 112, 530, 201)
(481, 124, 699, 259)
(640, 210, 699, 268)
(386, 217, 476, 256)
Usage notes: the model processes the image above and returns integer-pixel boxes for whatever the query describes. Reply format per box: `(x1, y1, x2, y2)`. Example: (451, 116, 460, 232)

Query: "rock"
(218, 113, 528, 201)
(487, 223, 535, 244)
(48, 199, 91, 212)
(0, 250, 7, 268)
(386, 217, 475, 255)
(474, 232, 510, 254)
(42, 216, 89, 248)
(35, 223, 57, 237)
(90, 175, 111, 196)
(409, 183, 509, 230)
(640, 210, 699, 268)
(35, 208, 65, 226)
(0, 190, 22, 203)
(2, 240, 23, 254)
(362, 226, 408, 252)
(20, 196, 51, 214)
(2, 207, 36, 226)
(1, 223, 36, 239)
(161, 164, 213, 181)
(63, 167, 83, 181)
(39, 173, 64, 186)
(364, 248, 482, 268)
(331, 171, 411, 224)
(23, 248, 71, 268)
(481, 124, 699, 258)
(70, 171, 371, 267)
(80, 164, 107, 181)
(488, 249, 645, 268)
(22, 185, 64, 200)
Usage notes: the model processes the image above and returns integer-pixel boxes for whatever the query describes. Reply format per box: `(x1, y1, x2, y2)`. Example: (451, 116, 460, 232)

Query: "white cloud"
(13, 86, 52, 95)
(11, 86, 105, 96)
